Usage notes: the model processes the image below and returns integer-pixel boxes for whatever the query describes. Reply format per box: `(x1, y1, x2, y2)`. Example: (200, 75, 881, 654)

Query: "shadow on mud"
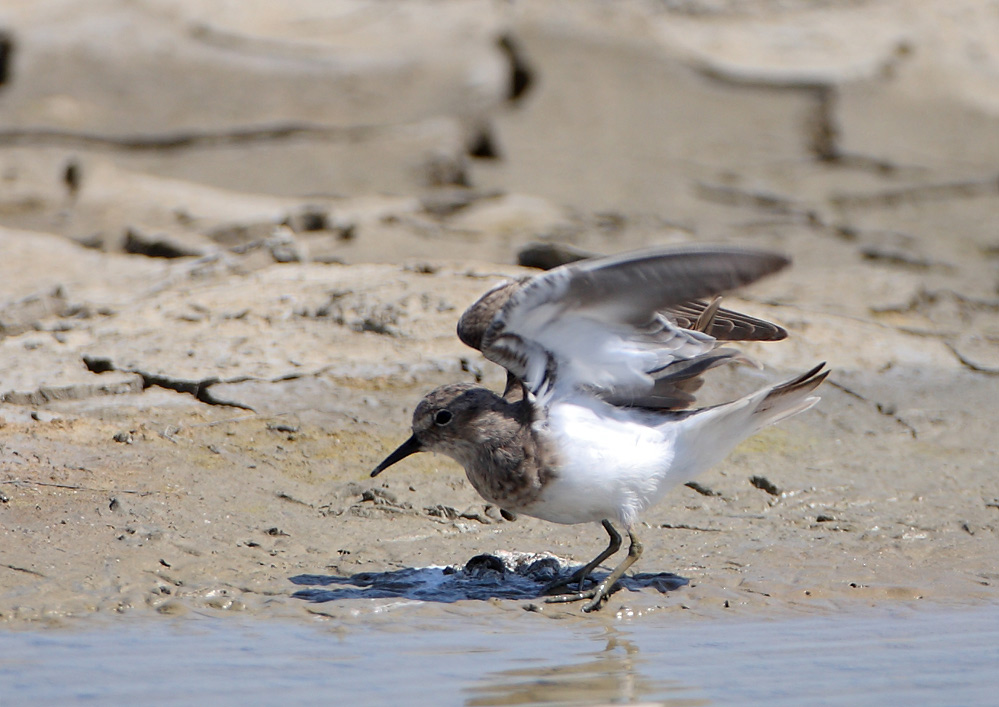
(289, 551, 687, 604)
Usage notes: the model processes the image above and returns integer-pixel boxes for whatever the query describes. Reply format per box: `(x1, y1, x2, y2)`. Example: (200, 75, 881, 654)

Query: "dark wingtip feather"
(772, 362, 829, 397)
(666, 300, 788, 342)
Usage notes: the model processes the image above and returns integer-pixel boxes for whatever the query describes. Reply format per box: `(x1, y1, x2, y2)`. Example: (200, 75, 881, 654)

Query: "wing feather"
(465, 246, 790, 408)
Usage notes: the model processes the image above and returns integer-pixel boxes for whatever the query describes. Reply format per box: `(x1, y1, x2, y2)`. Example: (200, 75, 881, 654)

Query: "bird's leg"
(542, 520, 621, 596)
(546, 528, 643, 613)
(582, 529, 642, 612)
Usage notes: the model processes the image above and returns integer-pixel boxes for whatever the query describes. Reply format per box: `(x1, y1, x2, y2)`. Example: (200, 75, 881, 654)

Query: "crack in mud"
(826, 378, 918, 438)
(831, 175, 999, 208)
(0, 122, 390, 152)
(82, 355, 252, 409)
(1, 563, 45, 578)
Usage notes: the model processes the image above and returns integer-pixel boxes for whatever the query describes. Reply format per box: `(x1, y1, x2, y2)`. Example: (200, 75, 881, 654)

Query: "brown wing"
(456, 278, 529, 352)
(456, 248, 790, 410)
(664, 299, 787, 342)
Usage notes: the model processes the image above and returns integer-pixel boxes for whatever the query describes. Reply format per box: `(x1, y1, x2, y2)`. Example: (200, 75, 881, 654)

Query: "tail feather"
(667, 363, 828, 485)
(751, 362, 828, 428)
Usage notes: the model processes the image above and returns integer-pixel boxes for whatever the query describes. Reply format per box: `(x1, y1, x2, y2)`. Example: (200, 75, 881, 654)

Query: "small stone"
(112, 431, 133, 444)
(750, 475, 781, 496)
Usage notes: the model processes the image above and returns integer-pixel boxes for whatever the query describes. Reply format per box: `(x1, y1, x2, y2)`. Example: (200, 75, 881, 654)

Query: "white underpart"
(524, 380, 823, 529)
(526, 395, 680, 528)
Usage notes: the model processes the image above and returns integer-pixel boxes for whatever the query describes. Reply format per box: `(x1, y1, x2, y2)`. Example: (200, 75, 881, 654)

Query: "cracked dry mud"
(1, 0, 998, 625)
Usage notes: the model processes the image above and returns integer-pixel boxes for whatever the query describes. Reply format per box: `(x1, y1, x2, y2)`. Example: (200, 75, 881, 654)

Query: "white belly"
(522, 399, 678, 528)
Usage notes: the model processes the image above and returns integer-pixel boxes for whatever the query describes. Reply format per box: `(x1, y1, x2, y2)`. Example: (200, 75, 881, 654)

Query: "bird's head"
(370, 383, 504, 477)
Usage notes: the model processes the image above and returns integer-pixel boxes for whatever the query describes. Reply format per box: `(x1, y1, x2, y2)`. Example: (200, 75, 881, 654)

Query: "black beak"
(371, 434, 423, 477)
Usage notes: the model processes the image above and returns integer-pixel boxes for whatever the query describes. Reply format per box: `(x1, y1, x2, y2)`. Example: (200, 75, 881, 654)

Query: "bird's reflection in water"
(463, 627, 709, 707)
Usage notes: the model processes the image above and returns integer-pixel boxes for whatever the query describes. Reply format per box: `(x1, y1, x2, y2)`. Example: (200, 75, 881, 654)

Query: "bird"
(371, 245, 827, 611)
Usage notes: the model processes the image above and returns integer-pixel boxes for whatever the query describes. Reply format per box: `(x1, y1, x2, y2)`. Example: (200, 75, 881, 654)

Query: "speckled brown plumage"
(408, 383, 559, 512)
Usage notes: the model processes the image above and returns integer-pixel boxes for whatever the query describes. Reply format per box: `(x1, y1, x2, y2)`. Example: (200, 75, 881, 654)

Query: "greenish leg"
(545, 528, 643, 613)
(542, 519, 621, 596)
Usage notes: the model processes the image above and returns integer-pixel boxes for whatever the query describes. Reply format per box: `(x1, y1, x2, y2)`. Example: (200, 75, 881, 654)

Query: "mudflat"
(1, 0, 997, 625)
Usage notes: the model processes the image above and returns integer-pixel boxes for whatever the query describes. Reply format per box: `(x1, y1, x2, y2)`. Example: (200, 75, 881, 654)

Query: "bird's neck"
(466, 401, 530, 462)
(457, 398, 553, 512)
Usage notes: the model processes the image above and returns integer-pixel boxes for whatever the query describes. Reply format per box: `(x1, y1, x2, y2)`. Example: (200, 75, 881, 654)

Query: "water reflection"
(464, 627, 709, 706)
(2, 606, 998, 705)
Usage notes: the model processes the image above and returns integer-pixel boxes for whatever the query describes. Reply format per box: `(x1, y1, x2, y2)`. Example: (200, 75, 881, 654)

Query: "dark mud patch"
(290, 551, 687, 604)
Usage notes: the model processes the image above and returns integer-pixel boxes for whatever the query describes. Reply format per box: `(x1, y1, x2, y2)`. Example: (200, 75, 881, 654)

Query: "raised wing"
(663, 300, 787, 342)
(471, 246, 789, 407)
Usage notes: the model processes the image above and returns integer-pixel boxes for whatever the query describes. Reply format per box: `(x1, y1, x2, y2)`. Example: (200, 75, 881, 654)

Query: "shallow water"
(2, 604, 998, 706)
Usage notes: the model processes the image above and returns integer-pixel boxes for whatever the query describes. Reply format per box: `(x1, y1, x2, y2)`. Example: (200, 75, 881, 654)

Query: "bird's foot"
(540, 572, 591, 597)
(544, 578, 621, 612)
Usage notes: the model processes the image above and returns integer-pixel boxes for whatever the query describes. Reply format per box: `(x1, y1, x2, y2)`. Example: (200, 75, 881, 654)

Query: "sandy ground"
(1, 0, 998, 626)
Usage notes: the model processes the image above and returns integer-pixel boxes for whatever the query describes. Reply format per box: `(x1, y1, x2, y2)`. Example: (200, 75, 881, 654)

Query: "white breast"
(523, 397, 679, 528)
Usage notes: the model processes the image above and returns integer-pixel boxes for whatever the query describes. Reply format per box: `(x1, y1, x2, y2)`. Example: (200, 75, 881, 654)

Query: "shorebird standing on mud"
(372, 245, 827, 612)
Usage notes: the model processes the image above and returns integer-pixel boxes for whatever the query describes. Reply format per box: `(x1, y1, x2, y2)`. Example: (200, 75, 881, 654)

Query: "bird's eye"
(433, 409, 453, 426)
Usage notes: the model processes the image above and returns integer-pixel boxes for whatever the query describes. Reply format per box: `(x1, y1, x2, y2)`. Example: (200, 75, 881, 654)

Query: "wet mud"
(1, 0, 998, 626)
